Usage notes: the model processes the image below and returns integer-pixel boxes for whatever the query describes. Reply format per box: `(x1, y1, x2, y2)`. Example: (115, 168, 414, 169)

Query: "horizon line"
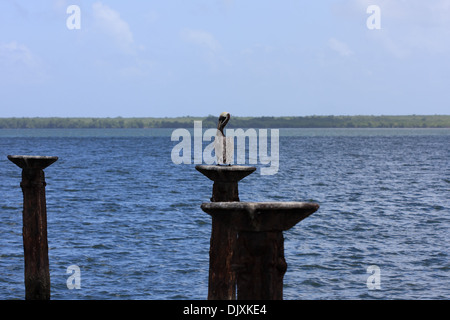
(0, 114, 449, 119)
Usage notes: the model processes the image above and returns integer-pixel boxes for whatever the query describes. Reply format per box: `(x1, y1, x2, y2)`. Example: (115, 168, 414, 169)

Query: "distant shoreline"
(0, 115, 449, 129)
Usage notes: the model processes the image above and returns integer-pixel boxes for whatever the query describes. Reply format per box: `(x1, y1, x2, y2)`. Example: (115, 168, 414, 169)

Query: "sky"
(0, 0, 449, 117)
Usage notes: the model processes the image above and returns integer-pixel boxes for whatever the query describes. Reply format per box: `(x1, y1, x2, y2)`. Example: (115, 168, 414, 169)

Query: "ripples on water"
(0, 128, 448, 299)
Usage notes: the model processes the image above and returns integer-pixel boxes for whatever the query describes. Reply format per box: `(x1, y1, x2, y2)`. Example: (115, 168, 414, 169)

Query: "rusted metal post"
(196, 165, 255, 300)
(201, 201, 320, 300)
(7, 155, 58, 300)
(234, 231, 286, 300)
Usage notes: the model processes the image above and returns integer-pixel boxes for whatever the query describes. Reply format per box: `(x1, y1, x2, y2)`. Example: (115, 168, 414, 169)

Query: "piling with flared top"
(201, 201, 320, 300)
(8, 155, 58, 300)
(196, 165, 256, 300)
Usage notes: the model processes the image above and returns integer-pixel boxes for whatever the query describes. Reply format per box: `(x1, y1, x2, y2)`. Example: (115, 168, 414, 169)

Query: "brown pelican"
(216, 112, 230, 165)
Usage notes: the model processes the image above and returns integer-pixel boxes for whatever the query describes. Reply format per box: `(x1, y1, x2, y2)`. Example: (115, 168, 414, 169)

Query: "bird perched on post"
(216, 112, 230, 165)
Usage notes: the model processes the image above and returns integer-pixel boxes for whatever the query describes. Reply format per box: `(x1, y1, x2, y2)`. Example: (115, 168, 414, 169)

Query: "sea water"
(0, 128, 448, 299)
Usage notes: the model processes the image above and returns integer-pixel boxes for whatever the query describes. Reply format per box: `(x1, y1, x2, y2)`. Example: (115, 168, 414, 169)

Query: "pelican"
(216, 112, 230, 165)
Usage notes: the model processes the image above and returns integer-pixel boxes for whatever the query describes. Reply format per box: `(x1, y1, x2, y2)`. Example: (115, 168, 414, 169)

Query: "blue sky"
(0, 0, 449, 117)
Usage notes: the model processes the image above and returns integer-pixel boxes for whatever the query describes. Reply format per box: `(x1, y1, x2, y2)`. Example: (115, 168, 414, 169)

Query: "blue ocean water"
(0, 128, 448, 300)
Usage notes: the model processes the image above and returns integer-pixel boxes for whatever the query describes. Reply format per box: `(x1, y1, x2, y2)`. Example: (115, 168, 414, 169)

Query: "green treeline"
(0, 115, 449, 129)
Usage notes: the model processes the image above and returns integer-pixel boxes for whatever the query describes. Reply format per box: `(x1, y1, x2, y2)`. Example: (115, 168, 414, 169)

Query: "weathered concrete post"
(7, 155, 58, 300)
(201, 201, 319, 300)
(195, 165, 255, 300)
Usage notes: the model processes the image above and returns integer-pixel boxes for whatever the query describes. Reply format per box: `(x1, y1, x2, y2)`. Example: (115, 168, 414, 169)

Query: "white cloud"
(6, 0, 29, 17)
(328, 38, 354, 57)
(53, 0, 68, 11)
(336, 0, 450, 57)
(0, 41, 35, 65)
(353, 0, 450, 24)
(119, 58, 155, 78)
(181, 28, 230, 69)
(0, 41, 47, 84)
(92, 2, 135, 53)
(181, 28, 221, 53)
